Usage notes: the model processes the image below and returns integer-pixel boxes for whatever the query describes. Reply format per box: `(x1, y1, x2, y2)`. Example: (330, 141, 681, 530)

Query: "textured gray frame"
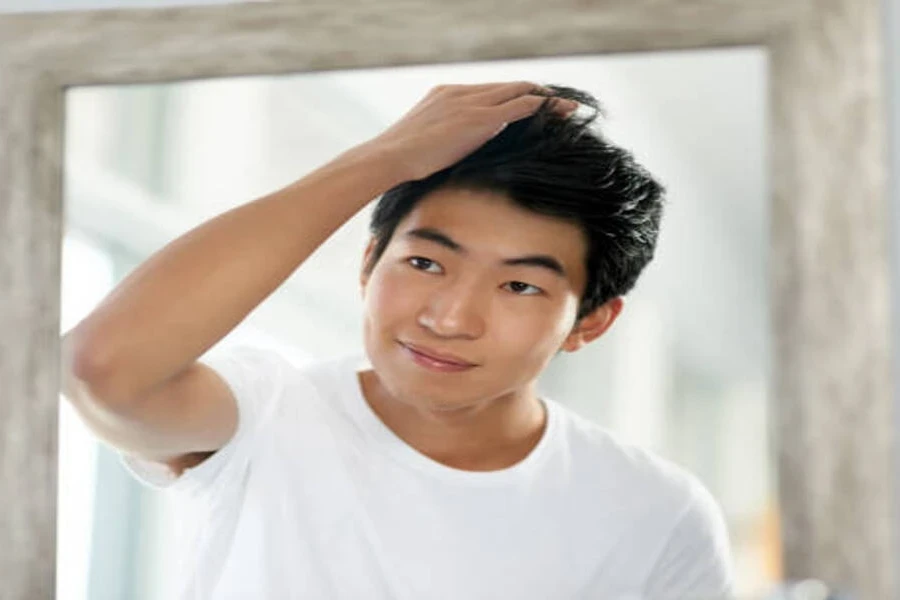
(0, 0, 892, 598)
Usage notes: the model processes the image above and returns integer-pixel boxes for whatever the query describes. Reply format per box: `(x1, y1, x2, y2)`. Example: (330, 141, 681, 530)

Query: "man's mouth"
(399, 342, 478, 372)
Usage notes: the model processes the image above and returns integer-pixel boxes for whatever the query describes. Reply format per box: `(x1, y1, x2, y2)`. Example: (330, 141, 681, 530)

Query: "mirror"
(59, 47, 776, 598)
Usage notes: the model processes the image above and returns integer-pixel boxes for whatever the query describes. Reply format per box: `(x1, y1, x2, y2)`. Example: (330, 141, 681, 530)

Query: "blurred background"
(3, 0, 896, 599)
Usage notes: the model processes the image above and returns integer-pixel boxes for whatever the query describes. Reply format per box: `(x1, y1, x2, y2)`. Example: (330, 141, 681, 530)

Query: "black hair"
(364, 84, 665, 324)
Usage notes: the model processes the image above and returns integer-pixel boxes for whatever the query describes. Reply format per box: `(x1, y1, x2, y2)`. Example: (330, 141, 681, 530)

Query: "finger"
(465, 81, 551, 105)
(531, 95, 579, 115)
(490, 95, 577, 124)
(438, 81, 552, 98)
(552, 97, 580, 115)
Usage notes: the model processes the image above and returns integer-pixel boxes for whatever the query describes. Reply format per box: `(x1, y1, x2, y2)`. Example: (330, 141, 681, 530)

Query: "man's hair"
(363, 84, 665, 324)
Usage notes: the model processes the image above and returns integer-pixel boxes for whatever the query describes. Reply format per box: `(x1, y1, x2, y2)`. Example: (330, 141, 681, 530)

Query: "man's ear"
(360, 237, 378, 295)
(559, 297, 625, 353)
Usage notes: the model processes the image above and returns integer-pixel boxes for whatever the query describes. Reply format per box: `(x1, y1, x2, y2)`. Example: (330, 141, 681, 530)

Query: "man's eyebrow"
(402, 227, 568, 279)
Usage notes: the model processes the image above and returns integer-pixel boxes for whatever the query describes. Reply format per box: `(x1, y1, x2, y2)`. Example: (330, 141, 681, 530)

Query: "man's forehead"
(404, 190, 578, 236)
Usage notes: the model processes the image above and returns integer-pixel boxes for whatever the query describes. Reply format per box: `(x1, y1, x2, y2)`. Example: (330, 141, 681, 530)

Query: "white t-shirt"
(121, 346, 735, 600)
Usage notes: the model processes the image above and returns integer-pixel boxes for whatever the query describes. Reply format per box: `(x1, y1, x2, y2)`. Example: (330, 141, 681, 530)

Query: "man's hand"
(366, 81, 578, 182)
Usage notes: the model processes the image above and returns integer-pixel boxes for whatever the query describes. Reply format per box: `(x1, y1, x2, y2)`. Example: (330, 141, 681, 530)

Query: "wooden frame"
(0, 0, 893, 597)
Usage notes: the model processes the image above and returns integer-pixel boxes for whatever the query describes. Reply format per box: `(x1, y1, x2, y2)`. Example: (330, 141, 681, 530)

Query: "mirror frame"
(0, 0, 893, 597)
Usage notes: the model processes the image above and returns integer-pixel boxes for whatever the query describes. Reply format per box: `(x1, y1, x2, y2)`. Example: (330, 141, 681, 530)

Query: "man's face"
(360, 187, 611, 413)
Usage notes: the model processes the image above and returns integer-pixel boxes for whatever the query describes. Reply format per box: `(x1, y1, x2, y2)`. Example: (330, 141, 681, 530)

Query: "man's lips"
(399, 342, 477, 367)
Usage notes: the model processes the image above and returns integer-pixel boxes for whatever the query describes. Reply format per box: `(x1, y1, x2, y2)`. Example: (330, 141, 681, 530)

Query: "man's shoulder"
(552, 402, 711, 508)
(218, 346, 360, 385)
(289, 351, 366, 388)
(203, 345, 364, 416)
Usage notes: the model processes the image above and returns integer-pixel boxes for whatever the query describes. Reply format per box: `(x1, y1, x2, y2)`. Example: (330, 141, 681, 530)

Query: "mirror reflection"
(58, 48, 773, 599)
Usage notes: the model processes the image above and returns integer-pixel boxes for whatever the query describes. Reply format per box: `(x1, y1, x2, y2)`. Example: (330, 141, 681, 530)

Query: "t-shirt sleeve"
(118, 344, 292, 498)
(642, 482, 736, 600)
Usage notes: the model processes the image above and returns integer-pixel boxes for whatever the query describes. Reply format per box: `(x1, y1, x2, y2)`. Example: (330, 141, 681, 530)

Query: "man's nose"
(416, 279, 487, 339)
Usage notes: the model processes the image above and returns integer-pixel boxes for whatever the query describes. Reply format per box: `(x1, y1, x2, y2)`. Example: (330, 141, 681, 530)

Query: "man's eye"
(408, 257, 442, 273)
(504, 281, 543, 296)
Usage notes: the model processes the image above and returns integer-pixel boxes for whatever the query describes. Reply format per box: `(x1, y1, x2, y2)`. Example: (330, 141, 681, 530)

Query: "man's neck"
(358, 370, 547, 472)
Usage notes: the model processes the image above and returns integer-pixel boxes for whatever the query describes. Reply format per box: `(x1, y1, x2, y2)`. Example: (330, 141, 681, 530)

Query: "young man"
(61, 81, 734, 599)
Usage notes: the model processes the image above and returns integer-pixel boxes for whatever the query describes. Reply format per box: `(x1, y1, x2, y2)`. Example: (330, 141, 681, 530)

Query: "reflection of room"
(60, 48, 772, 599)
